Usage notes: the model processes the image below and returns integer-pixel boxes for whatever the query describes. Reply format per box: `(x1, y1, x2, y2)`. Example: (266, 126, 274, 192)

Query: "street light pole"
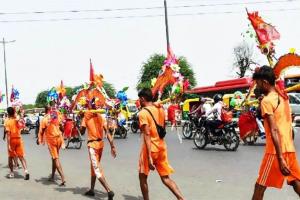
(0, 38, 16, 108)
(164, 0, 170, 49)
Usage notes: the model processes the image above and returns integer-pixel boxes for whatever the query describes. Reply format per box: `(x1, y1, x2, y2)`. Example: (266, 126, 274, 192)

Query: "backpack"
(144, 108, 166, 139)
(221, 108, 233, 123)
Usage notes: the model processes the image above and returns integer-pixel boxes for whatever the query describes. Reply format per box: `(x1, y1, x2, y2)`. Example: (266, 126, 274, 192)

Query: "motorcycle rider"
(204, 94, 225, 136)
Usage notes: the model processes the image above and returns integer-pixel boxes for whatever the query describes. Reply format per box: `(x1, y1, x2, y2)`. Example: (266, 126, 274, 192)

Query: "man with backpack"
(137, 88, 185, 200)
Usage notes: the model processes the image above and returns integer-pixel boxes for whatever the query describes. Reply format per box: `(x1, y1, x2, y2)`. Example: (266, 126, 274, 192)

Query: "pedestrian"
(251, 66, 300, 200)
(138, 88, 185, 200)
(38, 104, 66, 186)
(79, 99, 116, 200)
(3, 107, 30, 180)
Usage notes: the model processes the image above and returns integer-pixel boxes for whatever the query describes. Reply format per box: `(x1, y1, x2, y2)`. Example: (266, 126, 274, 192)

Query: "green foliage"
(23, 104, 35, 110)
(103, 82, 116, 98)
(35, 90, 48, 108)
(137, 53, 197, 99)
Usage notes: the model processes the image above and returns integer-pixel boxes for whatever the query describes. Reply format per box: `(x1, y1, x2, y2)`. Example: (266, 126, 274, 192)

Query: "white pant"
(256, 118, 265, 133)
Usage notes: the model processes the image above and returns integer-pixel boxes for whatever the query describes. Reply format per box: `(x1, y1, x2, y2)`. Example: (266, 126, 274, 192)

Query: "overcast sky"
(0, 0, 299, 106)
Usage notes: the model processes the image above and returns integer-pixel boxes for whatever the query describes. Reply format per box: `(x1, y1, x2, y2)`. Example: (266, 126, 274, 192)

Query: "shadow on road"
(35, 176, 60, 186)
(123, 194, 143, 200)
(3, 171, 25, 179)
(55, 187, 107, 199)
(192, 147, 231, 152)
(242, 143, 265, 147)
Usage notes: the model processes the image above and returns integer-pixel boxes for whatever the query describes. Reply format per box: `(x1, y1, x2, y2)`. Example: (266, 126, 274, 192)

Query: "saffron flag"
(247, 11, 280, 45)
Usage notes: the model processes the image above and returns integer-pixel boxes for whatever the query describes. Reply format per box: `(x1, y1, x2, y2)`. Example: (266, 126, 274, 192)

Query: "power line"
(0, 0, 297, 16)
(0, 7, 299, 23)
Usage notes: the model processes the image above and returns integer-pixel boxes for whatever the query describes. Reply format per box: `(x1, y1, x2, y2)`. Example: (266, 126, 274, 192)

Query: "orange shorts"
(257, 153, 300, 188)
(88, 147, 104, 178)
(8, 138, 24, 157)
(47, 137, 62, 159)
(139, 148, 174, 176)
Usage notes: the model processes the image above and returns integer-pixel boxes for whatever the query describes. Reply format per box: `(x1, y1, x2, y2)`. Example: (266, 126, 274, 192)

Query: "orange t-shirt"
(40, 112, 63, 142)
(81, 111, 106, 149)
(4, 117, 22, 139)
(261, 91, 295, 154)
(139, 105, 166, 153)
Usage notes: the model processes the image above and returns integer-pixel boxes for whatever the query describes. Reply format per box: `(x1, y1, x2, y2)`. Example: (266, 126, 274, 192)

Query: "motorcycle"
(108, 116, 127, 139)
(194, 116, 240, 151)
(130, 112, 139, 133)
(182, 113, 201, 139)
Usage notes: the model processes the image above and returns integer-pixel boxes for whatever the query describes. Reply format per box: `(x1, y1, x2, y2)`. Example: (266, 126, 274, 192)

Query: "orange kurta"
(40, 111, 63, 159)
(256, 91, 300, 188)
(4, 117, 25, 157)
(138, 105, 174, 176)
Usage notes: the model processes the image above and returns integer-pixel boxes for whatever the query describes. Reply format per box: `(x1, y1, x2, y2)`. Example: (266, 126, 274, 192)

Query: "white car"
(288, 93, 300, 115)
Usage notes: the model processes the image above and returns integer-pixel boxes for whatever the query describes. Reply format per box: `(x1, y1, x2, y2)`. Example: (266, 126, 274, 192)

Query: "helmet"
(213, 94, 223, 103)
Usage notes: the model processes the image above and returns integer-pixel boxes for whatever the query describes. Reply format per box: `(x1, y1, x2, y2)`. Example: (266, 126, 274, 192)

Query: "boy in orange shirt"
(3, 107, 30, 180)
(38, 105, 66, 186)
(79, 100, 116, 200)
(138, 88, 184, 200)
(252, 66, 300, 199)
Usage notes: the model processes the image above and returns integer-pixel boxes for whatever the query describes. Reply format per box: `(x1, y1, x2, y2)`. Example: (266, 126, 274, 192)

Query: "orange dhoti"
(8, 138, 25, 157)
(257, 153, 300, 188)
(139, 147, 174, 176)
(47, 136, 62, 159)
(88, 147, 104, 178)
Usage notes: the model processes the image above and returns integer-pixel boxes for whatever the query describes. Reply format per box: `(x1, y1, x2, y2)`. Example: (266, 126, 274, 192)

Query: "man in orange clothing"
(3, 107, 30, 180)
(138, 88, 184, 200)
(79, 100, 116, 200)
(252, 66, 300, 200)
(38, 104, 66, 186)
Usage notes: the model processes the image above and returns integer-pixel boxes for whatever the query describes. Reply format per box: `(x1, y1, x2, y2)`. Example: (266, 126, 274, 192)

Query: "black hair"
(252, 65, 276, 86)
(7, 107, 15, 117)
(138, 88, 153, 102)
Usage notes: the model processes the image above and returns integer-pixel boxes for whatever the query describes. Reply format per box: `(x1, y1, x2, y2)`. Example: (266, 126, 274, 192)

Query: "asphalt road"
(0, 127, 299, 200)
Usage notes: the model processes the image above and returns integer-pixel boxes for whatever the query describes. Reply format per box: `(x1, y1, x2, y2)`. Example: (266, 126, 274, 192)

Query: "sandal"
(84, 190, 95, 196)
(108, 191, 115, 200)
(48, 176, 55, 182)
(7, 173, 14, 179)
(24, 173, 30, 180)
(59, 181, 66, 187)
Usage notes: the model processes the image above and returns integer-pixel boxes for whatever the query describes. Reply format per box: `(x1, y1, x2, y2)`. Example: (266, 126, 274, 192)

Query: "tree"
(23, 104, 35, 110)
(233, 41, 257, 78)
(35, 90, 48, 108)
(103, 82, 116, 98)
(137, 54, 197, 99)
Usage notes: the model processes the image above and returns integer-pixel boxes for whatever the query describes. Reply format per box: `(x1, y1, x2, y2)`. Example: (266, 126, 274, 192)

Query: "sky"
(0, 0, 299, 106)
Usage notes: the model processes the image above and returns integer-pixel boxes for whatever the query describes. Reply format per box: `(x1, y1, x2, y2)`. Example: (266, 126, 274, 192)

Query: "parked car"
(288, 93, 300, 115)
(288, 93, 300, 127)
(24, 113, 38, 128)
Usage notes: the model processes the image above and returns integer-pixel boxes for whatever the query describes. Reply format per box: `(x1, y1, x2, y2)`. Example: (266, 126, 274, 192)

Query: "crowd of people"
(2, 66, 300, 200)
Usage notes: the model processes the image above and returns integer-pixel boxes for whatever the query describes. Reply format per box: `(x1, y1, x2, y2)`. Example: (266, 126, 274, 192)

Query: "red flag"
(90, 59, 95, 82)
(247, 11, 280, 45)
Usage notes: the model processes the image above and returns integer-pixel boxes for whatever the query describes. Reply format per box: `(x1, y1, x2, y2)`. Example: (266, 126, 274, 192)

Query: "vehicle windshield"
(128, 105, 138, 113)
(294, 93, 300, 100)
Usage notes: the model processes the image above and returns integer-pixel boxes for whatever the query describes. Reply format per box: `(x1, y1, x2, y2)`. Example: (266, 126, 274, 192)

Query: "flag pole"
(164, 0, 170, 49)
